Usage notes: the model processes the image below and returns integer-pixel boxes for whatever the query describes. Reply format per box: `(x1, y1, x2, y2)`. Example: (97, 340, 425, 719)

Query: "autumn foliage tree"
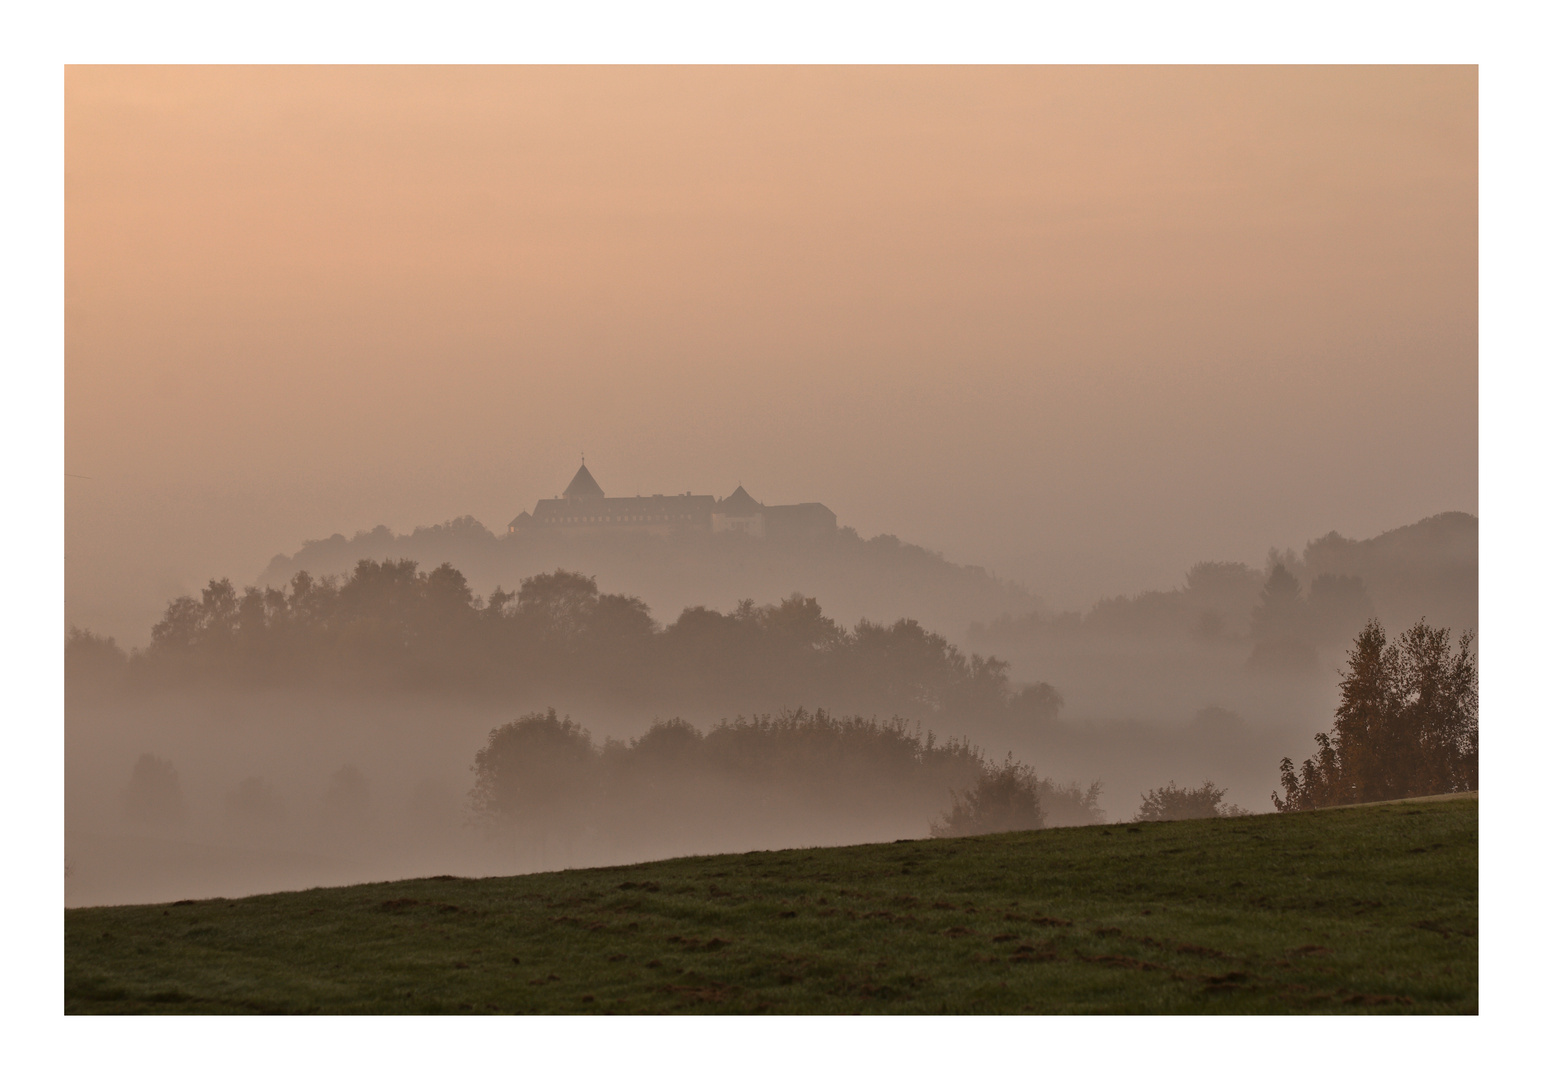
(1273, 618, 1477, 811)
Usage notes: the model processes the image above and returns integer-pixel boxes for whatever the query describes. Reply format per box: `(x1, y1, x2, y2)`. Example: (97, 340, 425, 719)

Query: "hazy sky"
(65, 66, 1476, 644)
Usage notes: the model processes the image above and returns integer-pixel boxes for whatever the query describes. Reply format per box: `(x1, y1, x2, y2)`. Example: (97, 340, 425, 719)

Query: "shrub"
(931, 756, 1044, 837)
(1037, 778, 1105, 827)
(1135, 781, 1245, 822)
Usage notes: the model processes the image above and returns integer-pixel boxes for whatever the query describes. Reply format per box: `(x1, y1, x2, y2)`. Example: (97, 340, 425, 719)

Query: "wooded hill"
(260, 519, 1041, 642)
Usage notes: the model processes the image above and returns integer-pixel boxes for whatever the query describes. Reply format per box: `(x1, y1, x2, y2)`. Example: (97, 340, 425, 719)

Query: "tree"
(511, 570, 600, 643)
(1273, 618, 1477, 811)
(1251, 562, 1304, 640)
(1247, 562, 1315, 672)
(469, 709, 598, 852)
(65, 627, 127, 690)
(1008, 681, 1064, 724)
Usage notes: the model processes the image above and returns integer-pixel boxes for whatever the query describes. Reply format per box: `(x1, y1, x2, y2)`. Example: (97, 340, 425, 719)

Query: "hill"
(65, 794, 1476, 1014)
(259, 518, 1041, 641)
(967, 512, 1477, 727)
(1299, 511, 1477, 636)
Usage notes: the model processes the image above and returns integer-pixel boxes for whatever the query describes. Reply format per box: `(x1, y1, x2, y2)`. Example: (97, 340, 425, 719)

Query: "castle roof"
(563, 463, 605, 500)
(718, 485, 762, 516)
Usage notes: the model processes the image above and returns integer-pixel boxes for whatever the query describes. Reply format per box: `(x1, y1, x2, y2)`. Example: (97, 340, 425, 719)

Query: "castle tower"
(562, 462, 605, 501)
(712, 484, 766, 536)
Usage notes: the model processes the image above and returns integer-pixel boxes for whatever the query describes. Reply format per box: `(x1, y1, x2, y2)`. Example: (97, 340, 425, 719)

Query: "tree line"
(71, 558, 1478, 832)
(69, 559, 1063, 726)
(971, 513, 1476, 677)
(468, 707, 1107, 858)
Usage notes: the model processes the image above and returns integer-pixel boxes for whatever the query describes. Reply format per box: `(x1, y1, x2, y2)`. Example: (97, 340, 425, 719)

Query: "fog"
(62, 686, 1266, 909)
(65, 504, 1473, 906)
(64, 67, 1475, 907)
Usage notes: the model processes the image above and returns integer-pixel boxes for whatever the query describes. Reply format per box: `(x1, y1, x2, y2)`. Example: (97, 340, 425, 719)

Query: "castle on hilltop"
(509, 463, 837, 540)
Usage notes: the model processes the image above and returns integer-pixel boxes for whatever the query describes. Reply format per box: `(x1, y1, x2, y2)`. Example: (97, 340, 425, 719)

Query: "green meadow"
(65, 794, 1476, 1014)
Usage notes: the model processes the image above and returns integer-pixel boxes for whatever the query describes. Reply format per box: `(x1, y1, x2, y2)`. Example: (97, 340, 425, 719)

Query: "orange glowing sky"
(65, 66, 1476, 642)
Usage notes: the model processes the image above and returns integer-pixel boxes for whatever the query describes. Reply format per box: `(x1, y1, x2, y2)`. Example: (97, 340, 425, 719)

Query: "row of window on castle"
(552, 513, 697, 523)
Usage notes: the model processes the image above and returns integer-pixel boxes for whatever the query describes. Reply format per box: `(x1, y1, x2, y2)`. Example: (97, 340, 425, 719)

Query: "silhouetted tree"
(511, 569, 600, 644)
(1274, 618, 1477, 810)
(1008, 681, 1064, 724)
(469, 709, 598, 852)
(1248, 562, 1316, 672)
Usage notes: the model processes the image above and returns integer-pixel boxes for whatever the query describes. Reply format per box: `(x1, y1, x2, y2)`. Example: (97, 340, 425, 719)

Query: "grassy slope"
(65, 795, 1477, 1014)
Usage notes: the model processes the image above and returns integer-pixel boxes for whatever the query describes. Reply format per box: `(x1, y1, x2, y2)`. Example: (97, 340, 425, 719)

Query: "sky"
(65, 66, 1477, 644)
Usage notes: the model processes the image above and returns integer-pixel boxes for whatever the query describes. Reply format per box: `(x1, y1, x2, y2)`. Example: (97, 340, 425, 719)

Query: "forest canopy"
(72, 560, 1062, 727)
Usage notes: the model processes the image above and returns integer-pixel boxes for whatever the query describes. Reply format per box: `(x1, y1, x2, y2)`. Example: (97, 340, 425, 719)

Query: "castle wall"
(712, 512, 766, 537)
(514, 493, 717, 535)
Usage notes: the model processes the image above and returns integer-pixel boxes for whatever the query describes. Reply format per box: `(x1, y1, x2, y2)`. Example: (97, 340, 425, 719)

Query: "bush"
(1037, 778, 1105, 827)
(931, 757, 1044, 837)
(1135, 781, 1245, 822)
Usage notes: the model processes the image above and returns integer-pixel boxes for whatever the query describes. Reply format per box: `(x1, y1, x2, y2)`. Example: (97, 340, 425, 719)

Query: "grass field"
(64, 794, 1477, 1014)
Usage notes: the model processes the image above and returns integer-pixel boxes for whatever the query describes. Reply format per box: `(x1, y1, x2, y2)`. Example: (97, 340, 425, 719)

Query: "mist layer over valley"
(66, 509, 1474, 907)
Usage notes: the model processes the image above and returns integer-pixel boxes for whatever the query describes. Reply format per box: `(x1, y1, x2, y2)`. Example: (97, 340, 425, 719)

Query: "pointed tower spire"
(563, 461, 605, 500)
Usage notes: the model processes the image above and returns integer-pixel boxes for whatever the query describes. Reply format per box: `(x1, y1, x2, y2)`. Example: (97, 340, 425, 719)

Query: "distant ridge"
(1298, 512, 1476, 634)
(260, 518, 1042, 640)
(260, 511, 1477, 645)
